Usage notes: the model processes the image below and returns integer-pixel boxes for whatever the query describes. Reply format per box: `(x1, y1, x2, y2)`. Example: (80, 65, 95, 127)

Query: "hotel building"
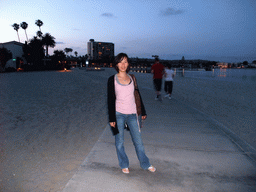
(87, 39, 114, 61)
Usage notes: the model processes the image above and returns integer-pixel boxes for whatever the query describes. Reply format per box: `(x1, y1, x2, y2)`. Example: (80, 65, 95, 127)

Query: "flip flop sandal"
(148, 166, 156, 172)
(122, 168, 129, 174)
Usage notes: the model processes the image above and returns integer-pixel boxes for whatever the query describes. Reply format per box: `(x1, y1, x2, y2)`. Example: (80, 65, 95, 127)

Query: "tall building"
(87, 39, 114, 60)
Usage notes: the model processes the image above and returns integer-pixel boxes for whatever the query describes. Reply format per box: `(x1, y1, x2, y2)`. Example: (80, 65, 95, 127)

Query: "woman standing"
(107, 53, 156, 174)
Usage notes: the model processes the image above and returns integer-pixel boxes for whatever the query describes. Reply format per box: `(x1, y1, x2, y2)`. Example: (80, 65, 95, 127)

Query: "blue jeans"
(115, 112, 151, 170)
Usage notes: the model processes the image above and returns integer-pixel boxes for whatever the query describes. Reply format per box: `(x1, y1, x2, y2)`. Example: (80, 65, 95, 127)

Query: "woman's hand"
(141, 115, 147, 120)
(110, 122, 116, 127)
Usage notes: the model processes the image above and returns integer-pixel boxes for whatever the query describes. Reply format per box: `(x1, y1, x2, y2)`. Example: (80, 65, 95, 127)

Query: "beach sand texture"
(0, 69, 115, 192)
(0, 68, 255, 191)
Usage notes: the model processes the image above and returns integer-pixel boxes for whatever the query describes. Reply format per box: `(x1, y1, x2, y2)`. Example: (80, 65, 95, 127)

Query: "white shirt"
(165, 69, 174, 81)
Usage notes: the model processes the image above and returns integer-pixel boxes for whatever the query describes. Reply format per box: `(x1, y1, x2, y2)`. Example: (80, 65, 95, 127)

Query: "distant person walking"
(107, 53, 156, 174)
(164, 64, 175, 99)
(151, 57, 165, 100)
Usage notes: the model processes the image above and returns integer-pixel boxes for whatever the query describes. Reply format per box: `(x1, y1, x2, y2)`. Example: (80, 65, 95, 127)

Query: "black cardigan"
(107, 74, 147, 123)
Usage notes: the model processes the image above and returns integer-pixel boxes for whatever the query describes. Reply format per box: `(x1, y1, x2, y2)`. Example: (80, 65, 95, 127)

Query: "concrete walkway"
(62, 86, 256, 192)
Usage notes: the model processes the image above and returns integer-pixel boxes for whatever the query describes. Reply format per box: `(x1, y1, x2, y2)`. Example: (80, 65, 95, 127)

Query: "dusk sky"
(1, 0, 255, 63)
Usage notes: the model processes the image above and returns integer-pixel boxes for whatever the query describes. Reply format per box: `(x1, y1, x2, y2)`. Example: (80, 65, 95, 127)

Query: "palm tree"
(64, 48, 69, 55)
(36, 31, 43, 39)
(20, 22, 28, 42)
(35, 19, 43, 32)
(52, 50, 66, 67)
(42, 33, 56, 57)
(12, 23, 20, 42)
(24, 36, 45, 66)
(64, 48, 73, 56)
(74, 51, 78, 57)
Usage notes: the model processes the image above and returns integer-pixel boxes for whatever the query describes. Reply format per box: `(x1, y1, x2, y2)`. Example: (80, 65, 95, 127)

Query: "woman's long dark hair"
(114, 53, 130, 73)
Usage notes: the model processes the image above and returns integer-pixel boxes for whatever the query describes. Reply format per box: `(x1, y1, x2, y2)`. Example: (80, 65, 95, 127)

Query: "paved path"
(62, 84, 256, 192)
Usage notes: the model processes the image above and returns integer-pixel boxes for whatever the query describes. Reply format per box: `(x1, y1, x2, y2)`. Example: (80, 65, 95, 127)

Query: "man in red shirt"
(151, 57, 165, 100)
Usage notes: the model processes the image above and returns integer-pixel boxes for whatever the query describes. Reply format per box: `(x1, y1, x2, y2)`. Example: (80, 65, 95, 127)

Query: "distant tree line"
(129, 56, 256, 70)
(0, 48, 12, 71)
(0, 19, 90, 72)
(128, 56, 218, 70)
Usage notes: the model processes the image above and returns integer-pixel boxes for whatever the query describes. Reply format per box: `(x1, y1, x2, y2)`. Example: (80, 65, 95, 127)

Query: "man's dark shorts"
(153, 78, 162, 91)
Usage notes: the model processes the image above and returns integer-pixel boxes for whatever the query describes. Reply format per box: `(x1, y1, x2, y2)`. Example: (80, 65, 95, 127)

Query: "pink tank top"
(115, 75, 137, 114)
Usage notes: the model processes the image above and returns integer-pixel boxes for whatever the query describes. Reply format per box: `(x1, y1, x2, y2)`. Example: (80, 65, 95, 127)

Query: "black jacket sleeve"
(107, 75, 116, 122)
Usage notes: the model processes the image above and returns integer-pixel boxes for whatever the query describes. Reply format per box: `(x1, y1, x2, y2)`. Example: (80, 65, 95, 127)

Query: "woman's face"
(117, 57, 129, 72)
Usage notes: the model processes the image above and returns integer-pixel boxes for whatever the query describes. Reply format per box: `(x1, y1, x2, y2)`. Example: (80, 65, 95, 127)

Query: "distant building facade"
(87, 39, 114, 61)
(0, 41, 26, 69)
(216, 62, 228, 68)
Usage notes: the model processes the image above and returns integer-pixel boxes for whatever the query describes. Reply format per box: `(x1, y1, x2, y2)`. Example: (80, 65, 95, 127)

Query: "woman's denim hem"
(114, 112, 151, 169)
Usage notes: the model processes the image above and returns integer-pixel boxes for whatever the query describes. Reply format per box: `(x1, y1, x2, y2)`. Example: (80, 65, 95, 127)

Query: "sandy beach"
(0, 69, 115, 192)
(1, 68, 255, 191)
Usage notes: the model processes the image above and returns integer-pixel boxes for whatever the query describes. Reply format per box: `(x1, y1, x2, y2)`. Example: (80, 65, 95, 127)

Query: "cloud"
(56, 42, 65, 44)
(101, 13, 115, 18)
(161, 8, 184, 16)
